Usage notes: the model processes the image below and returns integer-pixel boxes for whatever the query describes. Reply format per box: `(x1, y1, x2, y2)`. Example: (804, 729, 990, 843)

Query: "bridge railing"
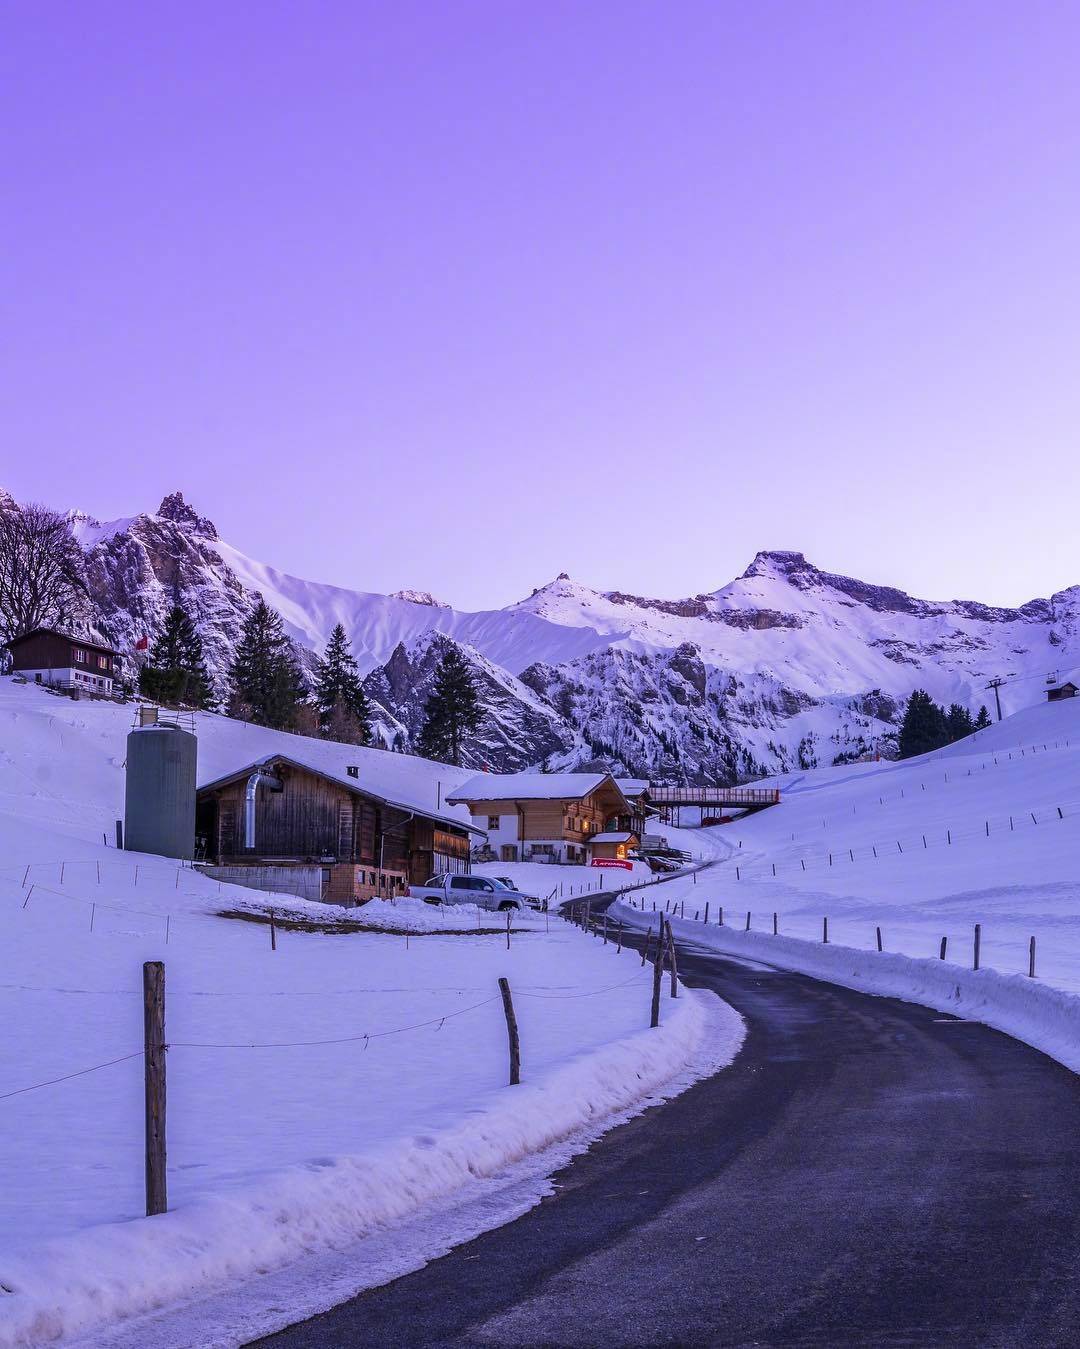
(646, 787, 781, 806)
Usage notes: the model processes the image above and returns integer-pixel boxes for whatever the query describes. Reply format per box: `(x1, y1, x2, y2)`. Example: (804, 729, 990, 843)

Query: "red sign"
(591, 858, 632, 870)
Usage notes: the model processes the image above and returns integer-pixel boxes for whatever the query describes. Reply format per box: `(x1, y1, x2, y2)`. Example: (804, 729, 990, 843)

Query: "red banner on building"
(590, 858, 632, 870)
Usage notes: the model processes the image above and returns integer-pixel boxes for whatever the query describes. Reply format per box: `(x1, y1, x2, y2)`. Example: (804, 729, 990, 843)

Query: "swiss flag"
(134, 635, 149, 651)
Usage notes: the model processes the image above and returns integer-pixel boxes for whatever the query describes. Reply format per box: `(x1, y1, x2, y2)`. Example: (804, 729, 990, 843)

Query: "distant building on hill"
(4, 627, 119, 696)
(1045, 671, 1080, 702)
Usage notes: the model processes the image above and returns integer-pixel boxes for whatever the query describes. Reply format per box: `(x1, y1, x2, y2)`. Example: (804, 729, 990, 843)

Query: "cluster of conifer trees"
(897, 688, 992, 759)
(137, 598, 483, 763)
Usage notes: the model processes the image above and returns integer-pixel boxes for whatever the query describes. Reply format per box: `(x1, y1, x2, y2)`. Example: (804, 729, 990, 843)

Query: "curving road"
(254, 931, 1080, 1348)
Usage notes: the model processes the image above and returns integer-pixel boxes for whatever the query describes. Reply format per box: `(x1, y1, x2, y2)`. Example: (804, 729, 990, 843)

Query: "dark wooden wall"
(203, 764, 472, 877)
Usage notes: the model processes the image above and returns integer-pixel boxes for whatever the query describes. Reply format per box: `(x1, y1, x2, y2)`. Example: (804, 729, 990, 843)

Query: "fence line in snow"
(621, 893, 1047, 983)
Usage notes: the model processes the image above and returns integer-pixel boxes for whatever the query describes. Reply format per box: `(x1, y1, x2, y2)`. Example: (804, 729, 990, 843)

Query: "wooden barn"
(196, 751, 483, 906)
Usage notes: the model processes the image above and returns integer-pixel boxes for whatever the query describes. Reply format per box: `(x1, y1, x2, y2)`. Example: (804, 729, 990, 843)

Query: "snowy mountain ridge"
(4, 488, 1079, 779)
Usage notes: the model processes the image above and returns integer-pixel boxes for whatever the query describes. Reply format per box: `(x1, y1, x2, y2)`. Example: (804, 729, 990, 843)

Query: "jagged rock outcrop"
(363, 633, 582, 770)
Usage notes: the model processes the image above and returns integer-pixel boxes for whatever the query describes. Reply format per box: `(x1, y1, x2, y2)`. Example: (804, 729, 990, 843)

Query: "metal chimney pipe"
(244, 769, 282, 850)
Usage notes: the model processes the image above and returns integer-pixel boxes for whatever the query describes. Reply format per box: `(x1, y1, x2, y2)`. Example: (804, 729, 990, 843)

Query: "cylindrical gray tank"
(124, 725, 198, 860)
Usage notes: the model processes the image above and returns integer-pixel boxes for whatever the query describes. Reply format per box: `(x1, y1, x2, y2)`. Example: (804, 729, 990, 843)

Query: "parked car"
(408, 874, 533, 911)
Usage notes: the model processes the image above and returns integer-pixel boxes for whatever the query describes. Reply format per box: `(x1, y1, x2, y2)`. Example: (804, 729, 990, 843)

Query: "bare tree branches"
(0, 502, 88, 641)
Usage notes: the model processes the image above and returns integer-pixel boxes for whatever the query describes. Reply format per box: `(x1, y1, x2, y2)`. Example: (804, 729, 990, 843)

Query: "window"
(98, 655, 109, 670)
(487, 815, 500, 830)
(73, 649, 85, 664)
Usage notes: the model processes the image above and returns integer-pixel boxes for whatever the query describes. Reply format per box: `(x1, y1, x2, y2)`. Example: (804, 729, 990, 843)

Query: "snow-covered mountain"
(4, 488, 1079, 781)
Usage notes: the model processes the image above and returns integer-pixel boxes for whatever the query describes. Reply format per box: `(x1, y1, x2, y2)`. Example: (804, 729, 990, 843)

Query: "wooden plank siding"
(460, 784, 627, 844)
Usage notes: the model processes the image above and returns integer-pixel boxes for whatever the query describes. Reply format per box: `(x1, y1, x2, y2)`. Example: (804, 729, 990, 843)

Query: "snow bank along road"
(258, 932, 1080, 1348)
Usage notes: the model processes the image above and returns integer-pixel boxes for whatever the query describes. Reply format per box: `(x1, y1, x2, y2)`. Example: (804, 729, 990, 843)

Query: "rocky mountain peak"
(390, 589, 450, 609)
(156, 492, 217, 539)
(740, 550, 814, 581)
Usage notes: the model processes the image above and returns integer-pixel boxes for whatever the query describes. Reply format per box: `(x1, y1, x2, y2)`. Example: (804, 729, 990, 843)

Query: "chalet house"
(5, 627, 119, 696)
(196, 747, 484, 906)
(1046, 672, 1080, 702)
(446, 772, 640, 864)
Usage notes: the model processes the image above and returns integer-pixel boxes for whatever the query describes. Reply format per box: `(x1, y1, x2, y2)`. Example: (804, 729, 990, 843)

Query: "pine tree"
(416, 643, 482, 765)
(974, 704, 992, 731)
(313, 623, 371, 744)
(898, 689, 949, 759)
(945, 703, 975, 744)
(139, 602, 213, 708)
(228, 599, 307, 730)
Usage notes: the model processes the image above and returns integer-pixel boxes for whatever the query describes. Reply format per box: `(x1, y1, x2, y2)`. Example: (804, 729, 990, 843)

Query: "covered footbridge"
(645, 784, 780, 826)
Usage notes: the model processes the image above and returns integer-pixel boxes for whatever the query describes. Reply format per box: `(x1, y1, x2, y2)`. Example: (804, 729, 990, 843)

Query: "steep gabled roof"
(447, 771, 630, 811)
(5, 627, 120, 658)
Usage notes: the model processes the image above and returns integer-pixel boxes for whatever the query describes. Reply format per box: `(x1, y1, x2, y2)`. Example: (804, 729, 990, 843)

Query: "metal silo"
(124, 718, 198, 860)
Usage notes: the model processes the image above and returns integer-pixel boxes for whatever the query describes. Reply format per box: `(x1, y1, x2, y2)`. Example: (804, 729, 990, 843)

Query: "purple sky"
(5, 2, 1080, 611)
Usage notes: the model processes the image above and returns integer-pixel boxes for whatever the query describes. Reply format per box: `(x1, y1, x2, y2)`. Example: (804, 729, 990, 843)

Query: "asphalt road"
(254, 934, 1080, 1348)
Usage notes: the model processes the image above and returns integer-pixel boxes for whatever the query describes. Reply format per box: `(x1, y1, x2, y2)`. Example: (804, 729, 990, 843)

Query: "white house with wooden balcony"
(445, 772, 639, 865)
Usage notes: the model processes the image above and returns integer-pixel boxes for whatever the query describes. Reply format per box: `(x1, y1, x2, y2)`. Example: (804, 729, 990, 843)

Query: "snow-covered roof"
(615, 778, 649, 799)
(198, 740, 484, 836)
(447, 772, 629, 808)
(588, 830, 637, 844)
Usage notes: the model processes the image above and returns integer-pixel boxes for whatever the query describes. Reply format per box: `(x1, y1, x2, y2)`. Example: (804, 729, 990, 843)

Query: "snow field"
(0, 683, 740, 1346)
(614, 697, 1080, 1068)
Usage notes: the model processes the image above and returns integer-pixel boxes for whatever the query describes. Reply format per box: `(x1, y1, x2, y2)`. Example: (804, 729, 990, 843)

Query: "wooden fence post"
(822, 916, 829, 944)
(666, 918, 679, 998)
(498, 978, 521, 1085)
(773, 912, 778, 935)
(745, 910, 751, 931)
(1029, 935, 1036, 978)
(506, 910, 512, 950)
(617, 921, 623, 954)
(939, 936, 947, 960)
(650, 923, 665, 1027)
(704, 902, 710, 924)
(974, 923, 981, 971)
(876, 926, 883, 952)
(143, 961, 167, 1217)
(269, 909, 277, 951)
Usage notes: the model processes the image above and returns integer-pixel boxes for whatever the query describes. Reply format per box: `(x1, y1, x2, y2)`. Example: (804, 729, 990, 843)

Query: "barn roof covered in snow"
(198, 741, 484, 836)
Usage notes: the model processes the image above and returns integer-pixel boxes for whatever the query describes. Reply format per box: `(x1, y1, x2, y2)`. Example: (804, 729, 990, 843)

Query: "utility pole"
(985, 677, 1005, 722)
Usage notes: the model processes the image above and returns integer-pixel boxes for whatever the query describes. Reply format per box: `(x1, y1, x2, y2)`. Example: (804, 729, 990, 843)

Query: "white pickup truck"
(408, 874, 537, 911)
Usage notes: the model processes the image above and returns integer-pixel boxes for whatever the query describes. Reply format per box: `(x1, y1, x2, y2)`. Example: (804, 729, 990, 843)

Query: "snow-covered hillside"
(0, 679, 735, 1346)
(614, 697, 1080, 1064)
(5, 487, 1080, 779)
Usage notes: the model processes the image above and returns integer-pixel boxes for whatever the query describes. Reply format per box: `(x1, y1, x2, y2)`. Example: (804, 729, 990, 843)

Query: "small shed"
(1046, 671, 1080, 702)
(588, 830, 640, 863)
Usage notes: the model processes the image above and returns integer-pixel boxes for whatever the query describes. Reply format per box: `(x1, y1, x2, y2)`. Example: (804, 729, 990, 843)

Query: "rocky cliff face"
(4, 487, 1079, 780)
(363, 633, 583, 771)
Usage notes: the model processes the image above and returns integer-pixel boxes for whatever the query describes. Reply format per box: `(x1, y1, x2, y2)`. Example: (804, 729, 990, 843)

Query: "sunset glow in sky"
(5, 2, 1080, 609)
